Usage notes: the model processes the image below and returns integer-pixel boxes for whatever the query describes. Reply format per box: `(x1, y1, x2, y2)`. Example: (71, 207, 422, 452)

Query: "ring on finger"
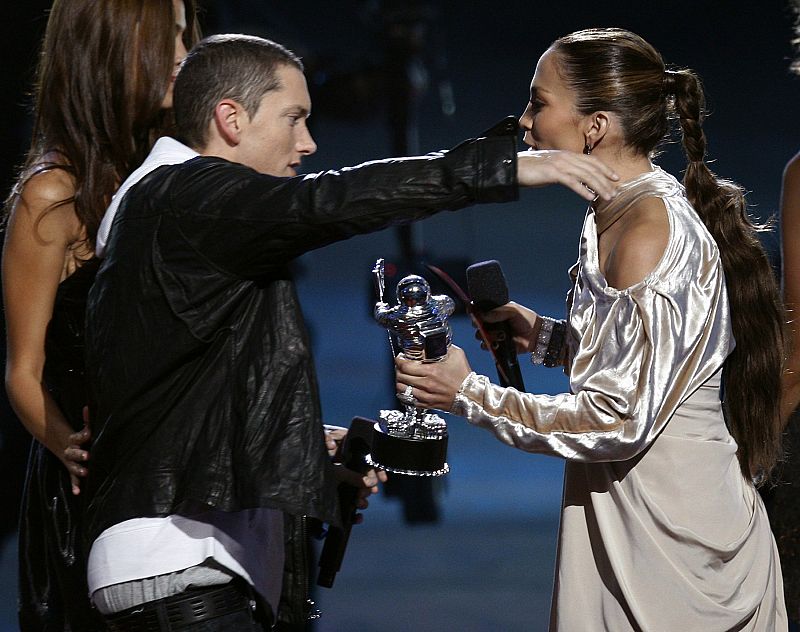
(398, 384, 416, 406)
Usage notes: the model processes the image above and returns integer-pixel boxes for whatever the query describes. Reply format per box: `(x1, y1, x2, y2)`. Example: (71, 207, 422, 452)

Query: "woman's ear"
(583, 111, 610, 153)
(212, 99, 246, 147)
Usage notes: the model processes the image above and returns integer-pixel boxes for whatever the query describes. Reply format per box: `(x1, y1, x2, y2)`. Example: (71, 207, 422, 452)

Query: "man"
(83, 34, 617, 631)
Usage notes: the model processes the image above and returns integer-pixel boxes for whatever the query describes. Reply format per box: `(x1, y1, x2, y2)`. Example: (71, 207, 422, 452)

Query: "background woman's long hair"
(552, 28, 784, 483)
(6, 0, 200, 249)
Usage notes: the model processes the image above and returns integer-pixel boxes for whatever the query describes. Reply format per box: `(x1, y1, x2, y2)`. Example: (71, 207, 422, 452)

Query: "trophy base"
(366, 421, 449, 477)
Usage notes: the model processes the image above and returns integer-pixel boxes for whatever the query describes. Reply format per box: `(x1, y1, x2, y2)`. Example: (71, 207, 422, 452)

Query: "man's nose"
(298, 127, 317, 155)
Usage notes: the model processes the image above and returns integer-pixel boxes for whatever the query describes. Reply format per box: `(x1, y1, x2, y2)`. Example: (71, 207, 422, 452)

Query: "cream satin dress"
(453, 167, 787, 631)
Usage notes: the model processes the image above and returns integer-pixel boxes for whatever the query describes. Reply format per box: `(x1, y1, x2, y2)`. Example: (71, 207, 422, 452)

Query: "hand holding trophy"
(315, 260, 452, 588)
(368, 259, 452, 476)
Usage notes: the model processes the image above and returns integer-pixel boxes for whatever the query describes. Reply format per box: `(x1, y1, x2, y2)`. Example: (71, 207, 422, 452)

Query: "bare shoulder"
(9, 166, 81, 243)
(16, 167, 75, 213)
(782, 152, 800, 221)
(605, 196, 669, 289)
(784, 151, 800, 181)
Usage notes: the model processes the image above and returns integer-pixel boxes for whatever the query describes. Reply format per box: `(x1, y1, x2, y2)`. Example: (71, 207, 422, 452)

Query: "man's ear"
(583, 111, 610, 153)
(212, 99, 246, 147)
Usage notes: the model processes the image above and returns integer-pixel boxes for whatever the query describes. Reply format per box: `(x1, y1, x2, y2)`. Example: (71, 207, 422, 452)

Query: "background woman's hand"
(517, 150, 619, 201)
(60, 421, 91, 496)
(395, 345, 472, 412)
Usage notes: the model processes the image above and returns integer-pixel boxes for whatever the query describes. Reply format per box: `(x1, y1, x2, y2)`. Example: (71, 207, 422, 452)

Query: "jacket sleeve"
(169, 135, 518, 279)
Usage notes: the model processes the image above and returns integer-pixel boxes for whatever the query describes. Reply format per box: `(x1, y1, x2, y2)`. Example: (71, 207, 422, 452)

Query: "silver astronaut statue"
(374, 274, 455, 362)
(368, 259, 450, 476)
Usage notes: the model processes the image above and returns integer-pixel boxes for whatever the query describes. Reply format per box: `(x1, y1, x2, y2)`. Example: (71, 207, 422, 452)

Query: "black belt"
(103, 581, 259, 631)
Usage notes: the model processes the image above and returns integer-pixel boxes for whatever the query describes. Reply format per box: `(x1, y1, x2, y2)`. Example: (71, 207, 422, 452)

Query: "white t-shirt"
(87, 508, 284, 611)
(96, 135, 198, 256)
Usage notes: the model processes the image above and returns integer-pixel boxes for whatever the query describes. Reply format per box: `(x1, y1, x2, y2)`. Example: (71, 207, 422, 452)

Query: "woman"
(3, 0, 199, 628)
(766, 7, 800, 629)
(397, 29, 787, 630)
(775, 148, 800, 630)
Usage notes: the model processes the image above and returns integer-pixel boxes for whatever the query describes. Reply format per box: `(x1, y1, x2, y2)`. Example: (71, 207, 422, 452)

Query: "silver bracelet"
(531, 317, 567, 368)
(530, 317, 555, 365)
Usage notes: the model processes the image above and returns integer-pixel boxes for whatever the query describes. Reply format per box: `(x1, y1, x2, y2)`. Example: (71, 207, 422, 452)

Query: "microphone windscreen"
(467, 260, 509, 311)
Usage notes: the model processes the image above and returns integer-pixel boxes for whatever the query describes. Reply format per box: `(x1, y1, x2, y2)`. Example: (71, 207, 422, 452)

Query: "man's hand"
(332, 465, 388, 524)
(325, 423, 387, 523)
(323, 424, 347, 458)
(517, 150, 619, 202)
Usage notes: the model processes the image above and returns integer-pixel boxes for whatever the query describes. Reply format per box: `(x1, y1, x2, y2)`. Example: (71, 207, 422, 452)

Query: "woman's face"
(160, 0, 188, 109)
(519, 49, 586, 153)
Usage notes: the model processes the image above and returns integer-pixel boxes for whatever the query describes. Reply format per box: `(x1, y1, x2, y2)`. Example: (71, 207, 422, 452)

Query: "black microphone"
(317, 416, 374, 588)
(466, 260, 525, 392)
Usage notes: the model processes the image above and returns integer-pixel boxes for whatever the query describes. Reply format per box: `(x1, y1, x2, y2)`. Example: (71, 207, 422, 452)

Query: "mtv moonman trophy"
(368, 259, 453, 476)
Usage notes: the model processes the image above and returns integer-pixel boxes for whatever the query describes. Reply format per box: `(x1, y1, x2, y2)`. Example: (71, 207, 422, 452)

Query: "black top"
(19, 257, 105, 631)
(44, 257, 100, 423)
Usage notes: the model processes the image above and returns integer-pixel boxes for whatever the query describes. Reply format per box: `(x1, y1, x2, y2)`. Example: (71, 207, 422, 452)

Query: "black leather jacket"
(84, 127, 518, 620)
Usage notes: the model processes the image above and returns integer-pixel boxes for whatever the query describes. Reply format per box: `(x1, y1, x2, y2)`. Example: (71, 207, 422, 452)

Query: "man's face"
(236, 64, 317, 176)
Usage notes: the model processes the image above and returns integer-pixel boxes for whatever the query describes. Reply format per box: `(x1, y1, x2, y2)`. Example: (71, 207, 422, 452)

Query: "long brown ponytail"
(552, 28, 784, 482)
(670, 69, 784, 481)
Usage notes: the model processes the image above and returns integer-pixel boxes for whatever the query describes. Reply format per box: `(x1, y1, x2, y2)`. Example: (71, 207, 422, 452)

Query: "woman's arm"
(396, 195, 682, 463)
(3, 168, 90, 494)
(781, 153, 800, 424)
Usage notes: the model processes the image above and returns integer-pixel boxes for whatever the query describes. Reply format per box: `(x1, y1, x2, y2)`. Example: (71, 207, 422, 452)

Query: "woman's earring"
(583, 143, 592, 155)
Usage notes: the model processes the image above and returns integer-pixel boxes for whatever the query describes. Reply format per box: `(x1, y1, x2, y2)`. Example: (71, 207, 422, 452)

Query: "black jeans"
(103, 581, 274, 632)
(177, 607, 272, 631)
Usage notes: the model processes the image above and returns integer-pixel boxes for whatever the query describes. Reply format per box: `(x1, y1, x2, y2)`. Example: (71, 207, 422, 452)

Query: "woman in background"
(761, 4, 800, 628)
(398, 28, 787, 630)
(3, 0, 199, 628)
(776, 141, 800, 632)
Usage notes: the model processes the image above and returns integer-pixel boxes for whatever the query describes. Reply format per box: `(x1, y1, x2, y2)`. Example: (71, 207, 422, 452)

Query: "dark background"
(0, 2, 798, 630)
(2, 1, 797, 281)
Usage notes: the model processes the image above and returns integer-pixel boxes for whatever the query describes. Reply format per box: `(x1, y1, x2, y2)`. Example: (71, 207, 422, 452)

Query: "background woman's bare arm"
(3, 168, 91, 493)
